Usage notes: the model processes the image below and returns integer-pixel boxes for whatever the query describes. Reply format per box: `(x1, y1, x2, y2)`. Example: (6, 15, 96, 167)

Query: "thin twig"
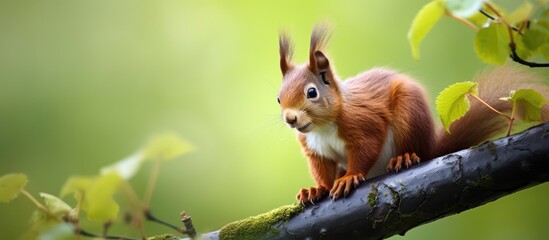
(468, 93, 512, 120)
(121, 180, 144, 209)
(509, 44, 549, 67)
(120, 180, 147, 237)
(479, 9, 494, 20)
(144, 209, 187, 234)
(484, 2, 516, 45)
(144, 160, 161, 207)
(136, 220, 146, 240)
(480, 3, 549, 68)
(506, 104, 516, 137)
(20, 190, 57, 219)
(479, 9, 520, 32)
(469, 93, 516, 136)
(181, 211, 197, 238)
(446, 11, 478, 31)
(76, 228, 140, 240)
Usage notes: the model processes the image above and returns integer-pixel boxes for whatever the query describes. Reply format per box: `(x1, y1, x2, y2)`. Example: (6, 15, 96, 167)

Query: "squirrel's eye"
(307, 87, 318, 99)
(277, 97, 280, 104)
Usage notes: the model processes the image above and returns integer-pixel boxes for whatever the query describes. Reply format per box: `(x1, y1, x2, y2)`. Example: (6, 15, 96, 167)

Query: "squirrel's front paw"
(329, 174, 365, 199)
(296, 186, 328, 205)
(386, 152, 420, 172)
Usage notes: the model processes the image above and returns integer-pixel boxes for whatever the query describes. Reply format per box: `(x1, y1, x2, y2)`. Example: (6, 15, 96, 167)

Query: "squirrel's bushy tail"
(431, 66, 549, 158)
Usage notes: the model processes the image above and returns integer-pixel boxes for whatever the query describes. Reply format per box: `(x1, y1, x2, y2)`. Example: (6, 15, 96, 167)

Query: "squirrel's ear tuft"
(308, 23, 332, 74)
(314, 51, 329, 72)
(279, 31, 294, 76)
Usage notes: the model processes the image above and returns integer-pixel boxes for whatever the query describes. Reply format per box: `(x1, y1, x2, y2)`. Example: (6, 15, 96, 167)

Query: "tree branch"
(197, 122, 549, 240)
(509, 44, 549, 68)
(479, 8, 549, 68)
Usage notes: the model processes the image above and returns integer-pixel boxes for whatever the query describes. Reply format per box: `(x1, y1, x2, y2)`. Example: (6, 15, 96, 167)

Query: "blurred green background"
(1, 0, 548, 239)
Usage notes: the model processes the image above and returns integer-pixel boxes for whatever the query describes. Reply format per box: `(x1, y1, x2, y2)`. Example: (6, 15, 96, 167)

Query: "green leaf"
(100, 152, 144, 180)
(60, 173, 122, 222)
(474, 23, 510, 65)
(22, 211, 67, 240)
(84, 172, 122, 222)
(542, 7, 549, 17)
(467, 4, 506, 27)
(445, 0, 485, 18)
(506, 1, 534, 24)
(436, 81, 478, 132)
(0, 173, 28, 203)
(60, 176, 93, 197)
(538, 20, 549, 31)
(143, 133, 194, 161)
(39, 193, 72, 218)
(501, 89, 548, 122)
(522, 29, 548, 51)
(408, 0, 446, 60)
(467, 11, 488, 27)
(540, 43, 549, 60)
(515, 33, 533, 59)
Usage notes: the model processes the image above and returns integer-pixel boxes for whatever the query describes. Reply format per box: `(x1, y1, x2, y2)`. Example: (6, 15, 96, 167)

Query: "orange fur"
(277, 25, 549, 204)
(433, 66, 549, 157)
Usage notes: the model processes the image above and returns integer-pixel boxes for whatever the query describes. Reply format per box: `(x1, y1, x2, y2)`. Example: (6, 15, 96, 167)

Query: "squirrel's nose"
(285, 116, 297, 125)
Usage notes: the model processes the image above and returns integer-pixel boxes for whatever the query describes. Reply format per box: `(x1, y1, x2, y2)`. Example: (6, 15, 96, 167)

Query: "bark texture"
(199, 123, 549, 240)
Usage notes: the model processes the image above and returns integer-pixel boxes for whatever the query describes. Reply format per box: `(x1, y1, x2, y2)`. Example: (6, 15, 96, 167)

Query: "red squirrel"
(277, 24, 549, 204)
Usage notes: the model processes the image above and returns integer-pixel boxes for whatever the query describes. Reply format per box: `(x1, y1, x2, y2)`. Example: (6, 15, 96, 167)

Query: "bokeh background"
(1, 0, 548, 239)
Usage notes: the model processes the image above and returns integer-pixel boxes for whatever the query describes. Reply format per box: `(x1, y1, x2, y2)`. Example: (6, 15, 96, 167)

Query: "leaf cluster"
(408, 1, 549, 134)
(0, 133, 193, 239)
(409, 0, 549, 65)
(437, 82, 548, 135)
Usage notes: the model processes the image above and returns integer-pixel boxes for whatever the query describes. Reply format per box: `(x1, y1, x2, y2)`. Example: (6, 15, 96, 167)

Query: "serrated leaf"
(474, 23, 510, 65)
(0, 173, 28, 203)
(39, 193, 72, 218)
(522, 29, 548, 51)
(100, 152, 144, 180)
(436, 81, 478, 132)
(408, 0, 446, 60)
(143, 133, 194, 161)
(506, 1, 534, 24)
(445, 0, 485, 18)
(501, 89, 548, 122)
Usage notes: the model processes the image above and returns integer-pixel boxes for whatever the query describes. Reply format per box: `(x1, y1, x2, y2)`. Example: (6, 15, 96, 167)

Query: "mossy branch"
(194, 122, 549, 240)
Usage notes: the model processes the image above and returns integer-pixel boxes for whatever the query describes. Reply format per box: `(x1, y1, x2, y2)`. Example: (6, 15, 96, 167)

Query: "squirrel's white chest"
(305, 124, 348, 168)
(305, 125, 396, 178)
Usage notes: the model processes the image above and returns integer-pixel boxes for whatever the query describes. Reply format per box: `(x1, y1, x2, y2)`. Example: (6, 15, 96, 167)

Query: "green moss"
(486, 141, 497, 156)
(367, 184, 379, 208)
(387, 185, 400, 202)
(146, 234, 178, 240)
(219, 203, 304, 240)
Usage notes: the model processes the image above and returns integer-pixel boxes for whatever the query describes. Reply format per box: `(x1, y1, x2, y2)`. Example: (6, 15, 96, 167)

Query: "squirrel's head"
(277, 24, 342, 134)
